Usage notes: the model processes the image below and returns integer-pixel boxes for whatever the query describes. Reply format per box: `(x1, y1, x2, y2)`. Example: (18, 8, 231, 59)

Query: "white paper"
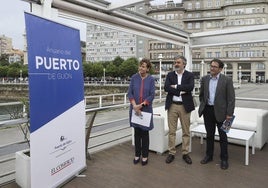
(131, 110, 152, 127)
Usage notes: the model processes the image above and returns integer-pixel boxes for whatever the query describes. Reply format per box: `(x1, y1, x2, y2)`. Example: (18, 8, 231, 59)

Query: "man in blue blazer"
(164, 55, 195, 165)
(198, 58, 235, 170)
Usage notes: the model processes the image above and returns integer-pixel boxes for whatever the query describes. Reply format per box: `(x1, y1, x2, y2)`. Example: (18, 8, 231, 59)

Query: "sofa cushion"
(231, 120, 256, 131)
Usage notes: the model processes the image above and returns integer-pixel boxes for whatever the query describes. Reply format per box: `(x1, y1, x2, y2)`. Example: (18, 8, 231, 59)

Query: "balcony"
(1, 83, 268, 187)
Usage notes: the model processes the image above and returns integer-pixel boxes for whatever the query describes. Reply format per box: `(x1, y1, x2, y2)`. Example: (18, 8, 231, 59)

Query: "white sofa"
(228, 107, 268, 149)
(194, 107, 268, 149)
(131, 106, 268, 153)
(132, 106, 200, 154)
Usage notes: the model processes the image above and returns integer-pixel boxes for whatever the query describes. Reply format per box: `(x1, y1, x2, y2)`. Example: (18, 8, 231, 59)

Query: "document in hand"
(131, 110, 152, 127)
(220, 115, 235, 133)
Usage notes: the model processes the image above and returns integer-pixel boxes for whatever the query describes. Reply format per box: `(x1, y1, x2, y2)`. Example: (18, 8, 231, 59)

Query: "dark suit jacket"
(198, 73, 235, 122)
(164, 70, 195, 113)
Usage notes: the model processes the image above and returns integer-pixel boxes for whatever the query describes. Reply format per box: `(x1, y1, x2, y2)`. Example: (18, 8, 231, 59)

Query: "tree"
(119, 57, 138, 78)
(91, 63, 104, 78)
(7, 67, 18, 78)
(83, 62, 93, 77)
(21, 65, 28, 78)
(0, 54, 9, 66)
(149, 63, 156, 75)
(106, 63, 118, 77)
(9, 62, 22, 69)
(0, 66, 9, 77)
(113, 56, 124, 67)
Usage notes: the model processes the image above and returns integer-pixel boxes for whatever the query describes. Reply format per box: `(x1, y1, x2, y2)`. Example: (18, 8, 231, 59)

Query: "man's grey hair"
(174, 55, 187, 65)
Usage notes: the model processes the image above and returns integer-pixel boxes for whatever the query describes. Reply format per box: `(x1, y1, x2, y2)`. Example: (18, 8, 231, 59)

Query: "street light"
(224, 63, 227, 75)
(19, 70, 22, 83)
(158, 54, 163, 101)
(103, 68, 106, 85)
(238, 66, 242, 85)
(200, 60, 205, 78)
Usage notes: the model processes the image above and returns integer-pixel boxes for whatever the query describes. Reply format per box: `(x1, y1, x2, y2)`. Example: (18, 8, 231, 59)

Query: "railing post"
(99, 96, 102, 107)
(124, 93, 127, 104)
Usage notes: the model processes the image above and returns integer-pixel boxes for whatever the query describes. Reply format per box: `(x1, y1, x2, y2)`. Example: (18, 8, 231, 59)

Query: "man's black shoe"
(221, 160, 229, 170)
(182, 154, 192, 164)
(200, 156, 213, 164)
(165, 154, 175, 164)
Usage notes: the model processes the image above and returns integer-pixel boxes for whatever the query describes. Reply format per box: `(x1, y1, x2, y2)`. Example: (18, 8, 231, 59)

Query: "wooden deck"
(65, 138, 268, 188)
(4, 137, 268, 188)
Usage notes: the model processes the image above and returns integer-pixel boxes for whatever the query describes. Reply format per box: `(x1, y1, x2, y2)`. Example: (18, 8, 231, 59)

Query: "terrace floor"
(4, 138, 268, 188)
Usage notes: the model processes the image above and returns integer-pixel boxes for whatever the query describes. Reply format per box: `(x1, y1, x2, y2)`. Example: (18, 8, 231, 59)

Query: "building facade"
(147, 0, 268, 83)
(86, 3, 150, 62)
(0, 35, 13, 56)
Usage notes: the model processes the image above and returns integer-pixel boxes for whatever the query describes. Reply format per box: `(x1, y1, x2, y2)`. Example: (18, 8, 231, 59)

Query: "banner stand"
(25, 12, 86, 188)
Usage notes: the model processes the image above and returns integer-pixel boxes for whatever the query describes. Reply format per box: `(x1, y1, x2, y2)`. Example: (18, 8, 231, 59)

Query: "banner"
(25, 13, 86, 188)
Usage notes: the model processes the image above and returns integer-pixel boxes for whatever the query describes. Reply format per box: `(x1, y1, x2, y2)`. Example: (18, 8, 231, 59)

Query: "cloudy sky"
(0, 0, 182, 50)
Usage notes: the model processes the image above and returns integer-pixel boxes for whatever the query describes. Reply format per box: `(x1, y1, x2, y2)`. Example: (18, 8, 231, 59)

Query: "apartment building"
(0, 35, 13, 56)
(86, 3, 150, 62)
(148, 0, 268, 83)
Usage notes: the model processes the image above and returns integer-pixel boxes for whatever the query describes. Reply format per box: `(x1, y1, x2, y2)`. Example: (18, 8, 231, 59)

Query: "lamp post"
(224, 63, 227, 75)
(103, 68, 106, 85)
(238, 66, 242, 85)
(200, 60, 205, 78)
(19, 70, 22, 83)
(158, 54, 163, 101)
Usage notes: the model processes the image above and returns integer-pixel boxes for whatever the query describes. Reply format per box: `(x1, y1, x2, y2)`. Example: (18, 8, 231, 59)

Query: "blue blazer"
(127, 73, 155, 130)
(164, 70, 195, 113)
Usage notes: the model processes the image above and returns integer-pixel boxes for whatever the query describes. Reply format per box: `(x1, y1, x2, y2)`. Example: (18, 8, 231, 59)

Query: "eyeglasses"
(210, 65, 219, 69)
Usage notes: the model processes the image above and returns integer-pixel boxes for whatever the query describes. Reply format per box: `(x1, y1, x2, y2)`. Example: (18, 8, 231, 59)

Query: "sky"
(0, 0, 182, 50)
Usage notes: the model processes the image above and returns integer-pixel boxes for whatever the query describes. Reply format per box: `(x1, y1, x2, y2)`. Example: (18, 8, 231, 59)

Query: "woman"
(127, 58, 155, 166)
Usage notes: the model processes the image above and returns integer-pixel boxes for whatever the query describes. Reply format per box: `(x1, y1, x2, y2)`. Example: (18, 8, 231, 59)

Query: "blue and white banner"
(25, 13, 86, 188)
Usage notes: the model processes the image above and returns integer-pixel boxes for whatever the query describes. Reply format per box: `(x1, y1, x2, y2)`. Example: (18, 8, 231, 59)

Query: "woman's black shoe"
(133, 157, 140, 164)
(141, 158, 148, 166)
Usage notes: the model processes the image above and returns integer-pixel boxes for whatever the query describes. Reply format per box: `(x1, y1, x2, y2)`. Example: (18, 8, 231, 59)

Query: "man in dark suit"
(164, 55, 195, 165)
(198, 58, 235, 170)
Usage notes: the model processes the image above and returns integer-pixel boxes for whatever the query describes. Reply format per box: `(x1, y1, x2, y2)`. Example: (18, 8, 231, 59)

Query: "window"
(206, 52, 212, 58)
(256, 63, 265, 70)
(187, 3, 192, 9)
(215, 0, 220, 7)
(187, 23, 193, 29)
(195, 22, 201, 29)
(166, 14, 174, 20)
(207, 0, 212, 8)
(215, 52, 220, 58)
(235, 9, 244, 15)
(187, 13, 192, 18)
(195, 2, 200, 9)
(166, 43, 173, 49)
(157, 14, 165, 20)
(246, 8, 253, 14)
